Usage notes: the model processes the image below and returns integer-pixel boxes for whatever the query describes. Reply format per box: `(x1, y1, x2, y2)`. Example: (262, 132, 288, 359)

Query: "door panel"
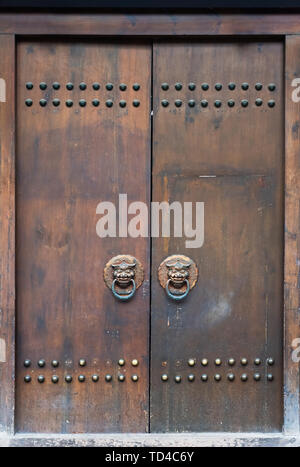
(151, 41, 283, 432)
(16, 40, 151, 433)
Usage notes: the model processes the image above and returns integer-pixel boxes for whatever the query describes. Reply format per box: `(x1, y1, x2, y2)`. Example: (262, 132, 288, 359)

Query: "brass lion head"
(166, 259, 191, 288)
(112, 260, 136, 288)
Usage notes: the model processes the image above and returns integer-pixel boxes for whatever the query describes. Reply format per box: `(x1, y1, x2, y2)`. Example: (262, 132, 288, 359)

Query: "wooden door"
(151, 40, 284, 432)
(16, 40, 151, 433)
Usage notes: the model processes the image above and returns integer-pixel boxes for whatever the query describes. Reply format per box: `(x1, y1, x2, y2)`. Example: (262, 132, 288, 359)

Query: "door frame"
(0, 12, 300, 446)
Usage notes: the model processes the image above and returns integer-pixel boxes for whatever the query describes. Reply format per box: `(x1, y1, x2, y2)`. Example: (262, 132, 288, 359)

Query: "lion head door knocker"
(158, 255, 198, 301)
(104, 255, 144, 301)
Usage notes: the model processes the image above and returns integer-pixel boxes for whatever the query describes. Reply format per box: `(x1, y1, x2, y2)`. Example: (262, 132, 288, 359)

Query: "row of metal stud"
(161, 82, 276, 91)
(24, 98, 140, 108)
(24, 374, 138, 383)
(26, 82, 141, 91)
(185, 357, 274, 366)
(161, 99, 276, 108)
(24, 358, 139, 368)
(161, 373, 274, 382)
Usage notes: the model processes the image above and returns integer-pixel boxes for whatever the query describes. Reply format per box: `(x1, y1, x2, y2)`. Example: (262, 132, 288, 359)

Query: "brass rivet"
(39, 99, 47, 107)
(241, 373, 248, 382)
(255, 98, 263, 106)
(92, 374, 99, 382)
(131, 374, 139, 382)
(215, 358, 222, 366)
(106, 83, 113, 91)
(24, 375, 31, 383)
(188, 83, 196, 91)
(254, 373, 261, 381)
(119, 100, 126, 108)
(227, 373, 235, 381)
(214, 374, 221, 381)
(65, 375, 72, 383)
(38, 359, 45, 368)
(174, 375, 181, 383)
(188, 374, 195, 382)
(79, 82, 86, 90)
(228, 99, 235, 107)
(201, 358, 208, 366)
(52, 98, 60, 107)
(188, 99, 195, 107)
(93, 82, 100, 90)
(161, 99, 169, 107)
(161, 374, 168, 381)
(241, 358, 248, 366)
(201, 100, 208, 108)
(52, 375, 59, 383)
(241, 99, 248, 107)
(133, 83, 140, 91)
(39, 82, 47, 90)
(267, 357, 275, 366)
(106, 99, 113, 107)
(228, 358, 235, 366)
(201, 374, 208, 381)
(175, 83, 182, 91)
(228, 82, 236, 90)
(214, 100, 222, 108)
(254, 358, 261, 365)
(188, 358, 195, 367)
(267, 373, 274, 381)
(118, 358, 125, 366)
(38, 375, 45, 383)
(268, 83, 276, 91)
(52, 82, 60, 90)
(51, 360, 59, 368)
(105, 374, 112, 382)
(131, 359, 139, 367)
(26, 82, 33, 90)
(118, 374, 125, 382)
(268, 100, 275, 108)
(255, 83, 263, 91)
(119, 83, 127, 91)
(79, 99, 86, 107)
(133, 100, 140, 107)
(79, 359, 86, 367)
(241, 82, 249, 90)
(92, 99, 100, 107)
(215, 83, 222, 91)
(66, 99, 73, 107)
(78, 374, 85, 382)
(25, 99, 33, 107)
(24, 359, 31, 368)
(201, 83, 209, 91)
(66, 82, 74, 90)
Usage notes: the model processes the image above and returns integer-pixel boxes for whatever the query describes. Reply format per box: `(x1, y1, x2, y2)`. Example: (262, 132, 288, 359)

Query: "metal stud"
(38, 375, 45, 383)
(131, 374, 139, 382)
(227, 99, 235, 107)
(39, 99, 47, 107)
(255, 83, 263, 91)
(39, 82, 47, 90)
(105, 374, 112, 382)
(161, 99, 169, 107)
(201, 374, 208, 382)
(53, 82, 60, 90)
(254, 373, 261, 381)
(133, 83, 140, 91)
(267, 373, 274, 381)
(188, 358, 196, 367)
(227, 373, 235, 381)
(52, 98, 60, 107)
(161, 83, 169, 91)
(51, 360, 59, 368)
(118, 374, 125, 382)
(118, 359, 125, 366)
(241, 83, 249, 90)
(241, 358, 248, 366)
(215, 358, 222, 366)
(268, 83, 276, 91)
(119, 100, 126, 108)
(228, 358, 235, 366)
(78, 375, 85, 382)
(175, 83, 182, 91)
(215, 83, 222, 91)
(133, 100, 140, 107)
(79, 359, 86, 367)
(228, 82, 236, 90)
(214, 374, 221, 382)
(188, 374, 195, 382)
(255, 98, 263, 106)
(78, 82, 86, 90)
(214, 100, 222, 108)
(201, 100, 208, 108)
(267, 358, 275, 366)
(106, 99, 113, 107)
(92, 374, 99, 382)
(241, 99, 248, 107)
(106, 83, 113, 91)
(254, 358, 261, 365)
(201, 83, 209, 91)
(268, 100, 275, 108)
(188, 100, 195, 107)
(201, 358, 208, 366)
(24, 359, 31, 368)
(52, 375, 59, 383)
(188, 83, 196, 91)
(132, 359, 139, 367)
(93, 83, 100, 90)
(174, 375, 181, 383)
(25, 99, 33, 107)
(79, 99, 86, 107)
(26, 82, 33, 90)
(161, 374, 168, 381)
(66, 82, 74, 90)
(92, 99, 100, 107)
(24, 375, 31, 383)
(65, 375, 72, 383)
(119, 83, 127, 91)
(38, 359, 45, 368)
(66, 99, 73, 107)
(241, 373, 248, 382)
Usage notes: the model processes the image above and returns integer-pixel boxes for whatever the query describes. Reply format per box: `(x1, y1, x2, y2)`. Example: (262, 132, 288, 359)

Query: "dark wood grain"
(151, 40, 284, 432)
(0, 34, 15, 434)
(16, 40, 151, 433)
(284, 35, 300, 434)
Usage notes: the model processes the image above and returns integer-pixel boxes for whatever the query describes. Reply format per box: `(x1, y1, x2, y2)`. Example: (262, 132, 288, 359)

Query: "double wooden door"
(16, 38, 283, 433)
